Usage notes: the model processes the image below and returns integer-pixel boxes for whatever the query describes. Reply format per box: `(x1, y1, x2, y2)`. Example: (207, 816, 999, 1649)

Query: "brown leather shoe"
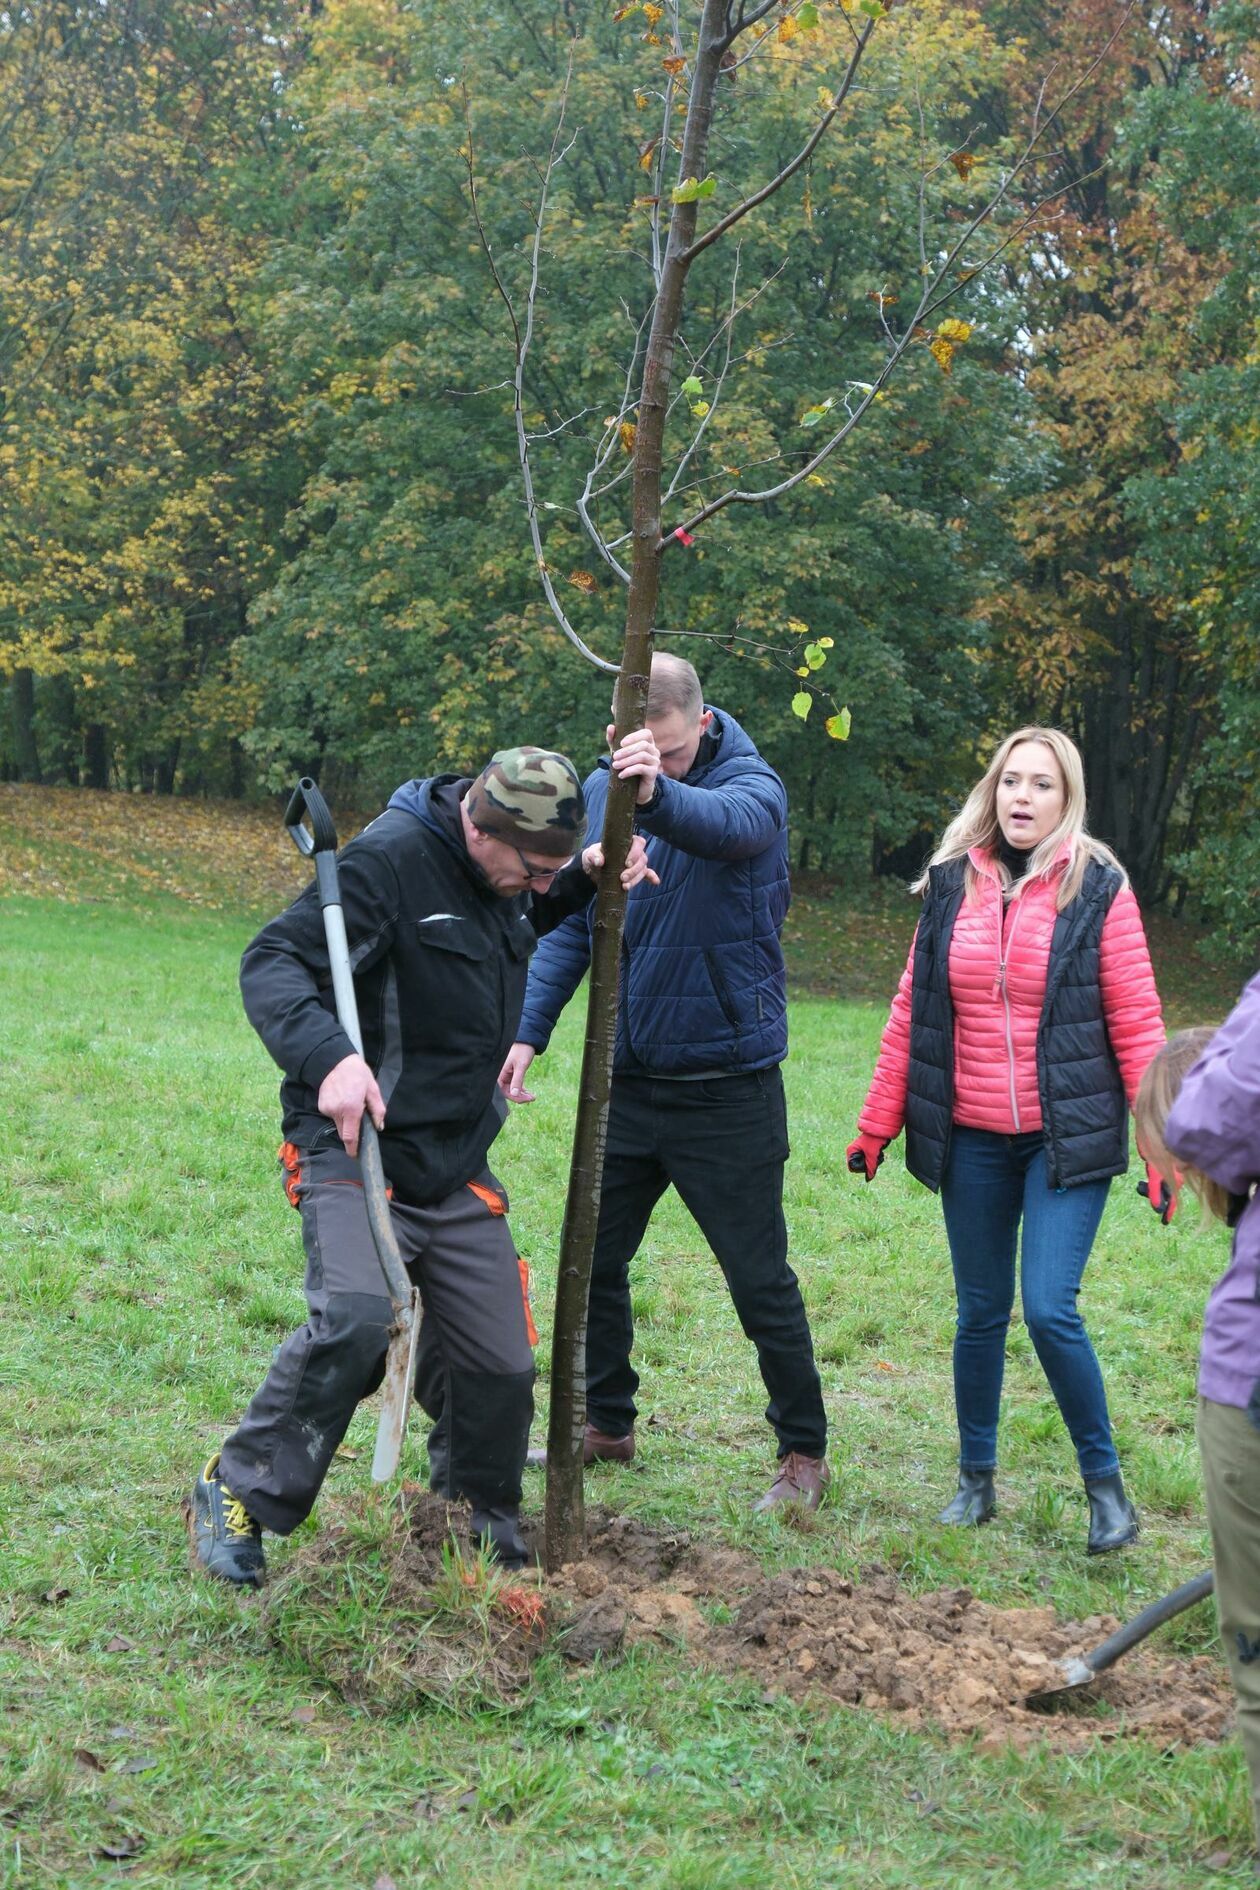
(584, 1425, 635, 1465)
(753, 1452, 829, 1513)
(524, 1425, 636, 1470)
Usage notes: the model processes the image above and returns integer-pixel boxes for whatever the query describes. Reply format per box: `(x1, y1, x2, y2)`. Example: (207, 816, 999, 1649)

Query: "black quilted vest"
(905, 856, 1128, 1192)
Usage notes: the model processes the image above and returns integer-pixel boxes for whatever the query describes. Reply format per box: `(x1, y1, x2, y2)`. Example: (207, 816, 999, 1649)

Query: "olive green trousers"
(1198, 1394, 1260, 1845)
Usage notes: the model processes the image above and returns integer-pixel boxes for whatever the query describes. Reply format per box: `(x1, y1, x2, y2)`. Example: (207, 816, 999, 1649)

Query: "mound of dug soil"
(272, 1491, 1232, 1749)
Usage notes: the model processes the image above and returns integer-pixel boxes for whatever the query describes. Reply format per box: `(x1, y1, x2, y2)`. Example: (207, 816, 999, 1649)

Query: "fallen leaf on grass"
(333, 1444, 359, 1461)
(73, 1749, 106, 1772)
(375, 1876, 399, 1890)
(41, 1585, 71, 1605)
(119, 1756, 157, 1775)
(497, 1586, 546, 1633)
(292, 1704, 317, 1724)
(103, 1636, 136, 1653)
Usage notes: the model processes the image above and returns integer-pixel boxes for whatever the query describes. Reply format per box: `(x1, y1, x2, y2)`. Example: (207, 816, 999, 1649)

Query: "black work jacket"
(905, 856, 1128, 1192)
(239, 778, 593, 1206)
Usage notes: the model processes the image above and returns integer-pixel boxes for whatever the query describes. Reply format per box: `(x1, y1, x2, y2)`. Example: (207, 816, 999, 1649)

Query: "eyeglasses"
(506, 840, 572, 883)
(474, 824, 571, 882)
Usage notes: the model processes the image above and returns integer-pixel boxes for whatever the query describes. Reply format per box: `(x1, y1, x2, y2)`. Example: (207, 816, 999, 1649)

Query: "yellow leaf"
(662, 55, 686, 75)
(643, 1, 664, 20)
(929, 338, 954, 374)
(805, 474, 828, 488)
(568, 569, 598, 594)
(634, 195, 660, 209)
(634, 91, 650, 109)
(825, 708, 852, 741)
(935, 318, 973, 344)
(949, 150, 979, 181)
(778, 14, 799, 41)
(638, 138, 659, 171)
(619, 421, 637, 454)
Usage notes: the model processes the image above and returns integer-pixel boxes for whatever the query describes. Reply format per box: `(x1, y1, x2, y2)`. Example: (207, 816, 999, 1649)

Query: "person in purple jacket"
(1136, 976, 1260, 1851)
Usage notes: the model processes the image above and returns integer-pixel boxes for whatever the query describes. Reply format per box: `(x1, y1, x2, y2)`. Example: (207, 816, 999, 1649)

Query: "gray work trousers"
(218, 1140, 535, 1538)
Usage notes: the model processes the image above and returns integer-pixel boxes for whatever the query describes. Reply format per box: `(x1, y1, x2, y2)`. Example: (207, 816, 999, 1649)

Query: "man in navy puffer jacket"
(499, 655, 829, 1509)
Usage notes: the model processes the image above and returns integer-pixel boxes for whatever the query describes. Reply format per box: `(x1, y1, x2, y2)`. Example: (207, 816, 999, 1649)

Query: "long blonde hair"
(1134, 1029, 1234, 1224)
(912, 725, 1128, 910)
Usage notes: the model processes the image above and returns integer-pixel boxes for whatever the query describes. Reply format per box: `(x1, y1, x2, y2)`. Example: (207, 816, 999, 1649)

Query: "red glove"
(847, 1133, 888, 1183)
(1137, 1160, 1179, 1224)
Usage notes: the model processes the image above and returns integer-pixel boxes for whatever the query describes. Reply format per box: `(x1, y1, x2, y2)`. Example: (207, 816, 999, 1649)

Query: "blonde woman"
(846, 728, 1168, 1552)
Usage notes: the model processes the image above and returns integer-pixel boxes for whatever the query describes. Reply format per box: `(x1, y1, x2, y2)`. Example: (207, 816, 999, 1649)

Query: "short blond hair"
(646, 652, 703, 722)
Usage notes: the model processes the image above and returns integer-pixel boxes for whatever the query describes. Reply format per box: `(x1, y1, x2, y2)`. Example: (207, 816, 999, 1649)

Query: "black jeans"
(585, 1068, 827, 1458)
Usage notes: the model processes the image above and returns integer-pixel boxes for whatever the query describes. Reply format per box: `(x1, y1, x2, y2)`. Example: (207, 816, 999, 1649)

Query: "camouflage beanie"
(465, 746, 587, 858)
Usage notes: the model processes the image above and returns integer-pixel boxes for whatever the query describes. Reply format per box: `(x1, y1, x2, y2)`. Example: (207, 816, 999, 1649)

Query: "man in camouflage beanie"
(464, 746, 587, 859)
(189, 741, 651, 1589)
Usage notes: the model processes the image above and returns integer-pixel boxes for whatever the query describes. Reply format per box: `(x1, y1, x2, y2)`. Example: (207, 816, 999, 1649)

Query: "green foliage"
(0, 1, 1255, 927)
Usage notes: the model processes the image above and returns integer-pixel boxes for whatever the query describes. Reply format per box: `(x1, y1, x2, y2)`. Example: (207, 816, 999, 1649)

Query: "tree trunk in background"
(83, 723, 109, 790)
(10, 669, 40, 782)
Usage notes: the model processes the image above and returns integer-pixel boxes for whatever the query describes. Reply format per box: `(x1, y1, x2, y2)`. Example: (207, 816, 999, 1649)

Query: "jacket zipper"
(991, 893, 1024, 1132)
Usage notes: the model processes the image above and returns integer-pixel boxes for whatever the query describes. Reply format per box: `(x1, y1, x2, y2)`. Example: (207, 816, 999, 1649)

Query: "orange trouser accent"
(278, 1141, 302, 1209)
(466, 1180, 538, 1345)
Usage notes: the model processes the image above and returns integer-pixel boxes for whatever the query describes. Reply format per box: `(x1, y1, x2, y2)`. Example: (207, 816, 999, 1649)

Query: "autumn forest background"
(1, 0, 1257, 955)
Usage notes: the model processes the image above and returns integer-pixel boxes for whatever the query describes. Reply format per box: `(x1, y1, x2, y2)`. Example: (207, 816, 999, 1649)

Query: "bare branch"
(462, 73, 619, 674)
(663, 4, 1141, 544)
(681, 16, 876, 263)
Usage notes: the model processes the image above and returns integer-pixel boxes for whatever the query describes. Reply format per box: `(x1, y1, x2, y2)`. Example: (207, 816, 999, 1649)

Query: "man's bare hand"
(581, 832, 660, 891)
(498, 1042, 538, 1104)
(317, 1053, 385, 1156)
(607, 724, 661, 806)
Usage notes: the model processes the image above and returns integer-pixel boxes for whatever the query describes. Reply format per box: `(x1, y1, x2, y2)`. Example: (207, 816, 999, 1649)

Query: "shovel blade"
(372, 1288, 422, 1483)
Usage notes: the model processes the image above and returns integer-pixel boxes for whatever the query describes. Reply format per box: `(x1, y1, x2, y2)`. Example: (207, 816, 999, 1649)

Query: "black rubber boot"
(937, 1468, 996, 1526)
(471, 1503, 530, 1571)
(1085, 1471, 1139, 1554)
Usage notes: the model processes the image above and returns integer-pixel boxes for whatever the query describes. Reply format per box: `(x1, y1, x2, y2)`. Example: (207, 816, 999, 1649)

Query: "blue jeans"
(939, 1128, 1118, 1481)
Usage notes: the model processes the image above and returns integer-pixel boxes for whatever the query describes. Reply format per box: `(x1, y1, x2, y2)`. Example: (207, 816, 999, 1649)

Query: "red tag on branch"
(673, 526, 696, 547)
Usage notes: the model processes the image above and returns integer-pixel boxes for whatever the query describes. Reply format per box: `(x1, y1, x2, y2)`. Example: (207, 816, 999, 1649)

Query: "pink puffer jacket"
(859, 846, 1165, 1141)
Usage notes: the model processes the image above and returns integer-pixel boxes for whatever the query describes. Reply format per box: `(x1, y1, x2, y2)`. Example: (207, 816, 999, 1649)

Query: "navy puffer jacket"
(516, 709, 790, 1074)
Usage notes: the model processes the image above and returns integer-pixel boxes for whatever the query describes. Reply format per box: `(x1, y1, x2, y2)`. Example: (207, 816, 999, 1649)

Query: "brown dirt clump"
(271, 1491, 1232, 1748)
(540, 1510, 1231, 1751)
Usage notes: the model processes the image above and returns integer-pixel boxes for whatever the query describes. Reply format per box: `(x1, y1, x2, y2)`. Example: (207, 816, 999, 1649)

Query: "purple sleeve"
(1164, 972, 1260, 1196)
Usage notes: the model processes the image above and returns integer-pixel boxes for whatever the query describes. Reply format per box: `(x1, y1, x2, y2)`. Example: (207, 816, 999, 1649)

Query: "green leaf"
(858, 0, 887, 16)
(803, 642, 827, 670)
(671, 176, 701, 203)
(695, 175, 717, 199)
(680, 375, 703, 397)
(800, 397, 833, 428)
(825, 707, 852, 741)
(791, 691, 812, 721)
(798, 2, 821, 27)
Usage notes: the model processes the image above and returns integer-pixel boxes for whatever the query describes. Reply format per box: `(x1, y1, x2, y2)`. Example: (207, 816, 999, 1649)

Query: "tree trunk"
(10, 669, 40, 782)
(83, 722, 109, 790)
(543, 0, 729, 1570)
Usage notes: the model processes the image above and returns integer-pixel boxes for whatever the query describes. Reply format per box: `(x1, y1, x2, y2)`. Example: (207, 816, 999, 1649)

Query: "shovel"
(1026, 1566, 1215, 1707)
(284, 776, 421, 1483)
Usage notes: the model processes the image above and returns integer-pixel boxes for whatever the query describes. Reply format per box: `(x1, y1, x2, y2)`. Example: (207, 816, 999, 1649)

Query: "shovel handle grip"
(284, 776, 338, 857)
(1083, 1567, 1215, 1678)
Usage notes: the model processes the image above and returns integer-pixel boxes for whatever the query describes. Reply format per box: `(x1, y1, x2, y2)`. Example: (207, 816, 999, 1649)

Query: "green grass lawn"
(0, 807, 1254, 1888)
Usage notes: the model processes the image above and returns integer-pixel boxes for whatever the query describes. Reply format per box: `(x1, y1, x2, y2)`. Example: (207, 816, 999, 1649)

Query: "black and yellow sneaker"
(186, 1454, 266, 1587)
